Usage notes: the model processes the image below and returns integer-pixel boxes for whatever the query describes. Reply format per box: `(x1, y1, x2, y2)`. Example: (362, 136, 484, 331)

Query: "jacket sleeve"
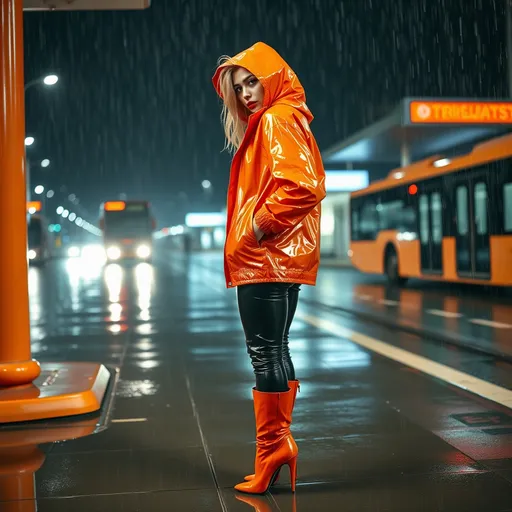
(253, 117, 326, 235)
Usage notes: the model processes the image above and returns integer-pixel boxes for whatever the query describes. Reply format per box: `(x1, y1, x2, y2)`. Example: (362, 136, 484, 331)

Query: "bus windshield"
(28, 218, 42, 248)
(103, 203, 152, 239)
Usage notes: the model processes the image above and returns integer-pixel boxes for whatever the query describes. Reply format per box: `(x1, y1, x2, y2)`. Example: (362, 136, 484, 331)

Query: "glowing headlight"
(106, 246, 121, 260)
(68, 246, 80, 258)
(136, 244, 151, 258)
(28, 250, 37, 260)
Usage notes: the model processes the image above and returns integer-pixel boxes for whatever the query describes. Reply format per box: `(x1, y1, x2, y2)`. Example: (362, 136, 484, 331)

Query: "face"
(232, 67, 264, 113)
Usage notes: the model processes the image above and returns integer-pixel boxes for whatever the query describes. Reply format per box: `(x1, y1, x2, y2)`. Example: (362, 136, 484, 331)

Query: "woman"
(212, 41, 326, 494)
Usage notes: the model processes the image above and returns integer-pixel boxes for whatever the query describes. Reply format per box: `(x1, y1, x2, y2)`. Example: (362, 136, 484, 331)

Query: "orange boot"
(235, 387, 298, 494)
(244, 380, 299, 483)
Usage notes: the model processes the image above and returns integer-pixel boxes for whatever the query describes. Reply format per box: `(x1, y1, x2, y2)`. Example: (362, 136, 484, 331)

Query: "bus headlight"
(136, 244, 151, 259)
(106, 246, 121, 260)
(67, 246, 80, 258)
(28, 249, 37, 260)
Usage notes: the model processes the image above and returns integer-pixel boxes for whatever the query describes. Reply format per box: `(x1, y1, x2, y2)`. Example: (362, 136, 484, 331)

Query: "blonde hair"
(217, 56, 248, 153)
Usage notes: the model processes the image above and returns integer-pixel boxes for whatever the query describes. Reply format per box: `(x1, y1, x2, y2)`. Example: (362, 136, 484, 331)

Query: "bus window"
(504, 183, 512, 232)
(431, 192, 442, 243)
(419, 195, 429, 243)
(474, 182, 488, 235)
(359, 200, 378, 240)
(377, 191, 417, 234)
(378, 199, 403, 230)
(456, 186, 469, 236)
(402, 207, 417, 232)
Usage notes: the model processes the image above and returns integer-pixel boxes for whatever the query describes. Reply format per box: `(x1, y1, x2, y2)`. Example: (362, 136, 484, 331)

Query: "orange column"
(0, 0, 41, 386)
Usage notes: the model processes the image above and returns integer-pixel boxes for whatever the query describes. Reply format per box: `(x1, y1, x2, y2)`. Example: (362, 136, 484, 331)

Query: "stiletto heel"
(288, 456, 297, 492)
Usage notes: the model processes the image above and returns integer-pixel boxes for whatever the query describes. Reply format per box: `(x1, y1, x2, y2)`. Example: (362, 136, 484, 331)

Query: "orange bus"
(99, 200, 156, 262)
(349, 132, 512, 286)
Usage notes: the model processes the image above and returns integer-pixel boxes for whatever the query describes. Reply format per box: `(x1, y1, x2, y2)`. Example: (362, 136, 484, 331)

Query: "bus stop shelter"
(322, 97, 512, 168)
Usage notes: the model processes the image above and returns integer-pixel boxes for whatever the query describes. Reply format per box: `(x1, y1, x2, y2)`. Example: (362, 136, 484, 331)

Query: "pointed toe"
(234, 481, 261, 494)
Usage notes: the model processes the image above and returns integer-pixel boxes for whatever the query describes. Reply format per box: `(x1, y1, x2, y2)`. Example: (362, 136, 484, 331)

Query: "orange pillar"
(0, 0, 41, 386)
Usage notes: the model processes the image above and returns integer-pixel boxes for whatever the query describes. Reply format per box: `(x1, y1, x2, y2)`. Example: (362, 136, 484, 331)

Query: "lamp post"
(24, 73, 58, 92)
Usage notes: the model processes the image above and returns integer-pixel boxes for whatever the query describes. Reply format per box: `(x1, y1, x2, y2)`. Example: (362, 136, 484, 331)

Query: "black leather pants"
(237, 282, 301, 392)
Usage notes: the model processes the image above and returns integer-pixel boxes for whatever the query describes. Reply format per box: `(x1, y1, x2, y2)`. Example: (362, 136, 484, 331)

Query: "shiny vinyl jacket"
(212, 42, 326, 288)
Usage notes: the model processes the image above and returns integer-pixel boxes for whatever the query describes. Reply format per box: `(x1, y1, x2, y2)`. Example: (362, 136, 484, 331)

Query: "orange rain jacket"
(212, 42, 326, 289)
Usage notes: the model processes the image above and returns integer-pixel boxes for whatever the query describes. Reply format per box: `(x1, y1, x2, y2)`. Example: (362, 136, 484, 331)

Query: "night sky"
(23, 0, 509, 228)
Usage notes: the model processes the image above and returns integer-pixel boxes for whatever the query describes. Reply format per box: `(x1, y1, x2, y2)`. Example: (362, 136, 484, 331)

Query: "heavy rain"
(23, 0, 509, 226)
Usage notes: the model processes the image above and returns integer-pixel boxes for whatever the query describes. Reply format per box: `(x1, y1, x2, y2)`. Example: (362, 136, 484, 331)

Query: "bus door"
(453, 171, 490, 279)
(418, 181, 443, 274)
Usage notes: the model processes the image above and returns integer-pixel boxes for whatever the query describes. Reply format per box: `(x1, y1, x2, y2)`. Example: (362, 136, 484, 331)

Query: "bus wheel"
(385, 246, 407, 286)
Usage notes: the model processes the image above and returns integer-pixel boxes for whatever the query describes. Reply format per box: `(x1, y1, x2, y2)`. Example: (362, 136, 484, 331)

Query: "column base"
(0, 359, 41, 386)
(0, 362, 110, 424)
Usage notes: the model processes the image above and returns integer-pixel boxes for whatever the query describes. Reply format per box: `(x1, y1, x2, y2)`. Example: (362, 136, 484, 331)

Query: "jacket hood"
(212, 41, 313, 123)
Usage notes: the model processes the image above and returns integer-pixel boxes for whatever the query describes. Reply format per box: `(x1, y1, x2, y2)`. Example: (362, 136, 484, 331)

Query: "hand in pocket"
(252, 218, 265, 242)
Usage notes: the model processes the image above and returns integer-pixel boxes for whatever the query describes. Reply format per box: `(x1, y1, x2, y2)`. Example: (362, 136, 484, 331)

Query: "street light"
(41, 159, 50, 168)
(25, 136, 34, 146)
(34, 185, 44, 195)
(43, 75, 58, 86)
(202, 180, 211, 189)
(24, 74, 59, 92)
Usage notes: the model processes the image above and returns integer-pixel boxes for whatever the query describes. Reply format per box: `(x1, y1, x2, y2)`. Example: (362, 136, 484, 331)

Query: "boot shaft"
(252, 387, 295, 446)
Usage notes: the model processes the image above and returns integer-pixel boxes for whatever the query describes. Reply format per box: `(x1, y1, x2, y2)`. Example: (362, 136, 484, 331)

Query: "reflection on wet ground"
(1, 251, 511, 511)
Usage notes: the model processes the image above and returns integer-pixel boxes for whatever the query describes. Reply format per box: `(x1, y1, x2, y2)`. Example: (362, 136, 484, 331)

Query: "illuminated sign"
(185, 212, 225, 228)
(325, 171, 369, 192)
(410, 101, 512, 124)
(104, 201, 126, 211)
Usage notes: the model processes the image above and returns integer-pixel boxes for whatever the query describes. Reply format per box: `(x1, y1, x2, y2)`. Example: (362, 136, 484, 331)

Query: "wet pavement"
(1, 250, 511, 511)
(308, 267, 512, 362)
(192, 252, 512, 361)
